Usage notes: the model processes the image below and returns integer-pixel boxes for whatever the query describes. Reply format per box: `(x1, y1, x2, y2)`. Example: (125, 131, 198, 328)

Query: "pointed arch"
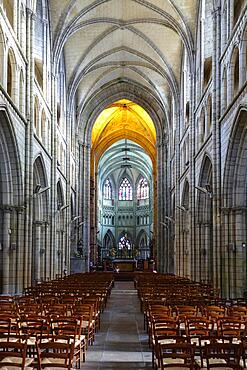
(231, 46, 240, 98)
(136, 229, 149, 249)
(137, 177, 149, 200)
(223, 107, 247, 207)
(0, 25, 5, 86)
(19, 69, 25, 115)
(41, 109, 46, 144)
(181, 179, 189, 210)
(103, 229, 115, 249)
(0, 108, 23, 205)
(118, 177, 133, 201)
(57, 180, 64, 210)
(103, 178, 112, 200)
(7, 48, 16, 100)
(33, 154, 49, 221)
(34, 96, 39, 136)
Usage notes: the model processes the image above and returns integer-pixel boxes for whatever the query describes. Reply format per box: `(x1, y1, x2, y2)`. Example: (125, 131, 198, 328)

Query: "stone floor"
(83, 281, 152, 369)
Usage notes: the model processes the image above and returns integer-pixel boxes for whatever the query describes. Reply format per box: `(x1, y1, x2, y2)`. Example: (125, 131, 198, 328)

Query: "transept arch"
(0, 108, 23, 294)
(222, 107, 247, 297)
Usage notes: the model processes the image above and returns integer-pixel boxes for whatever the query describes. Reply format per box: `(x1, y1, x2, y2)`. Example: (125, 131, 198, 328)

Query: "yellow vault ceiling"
(91, 99, 156, 167)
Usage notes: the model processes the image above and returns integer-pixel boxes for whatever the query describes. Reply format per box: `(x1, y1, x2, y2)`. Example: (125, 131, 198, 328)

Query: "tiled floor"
(83, 281, 152, 369)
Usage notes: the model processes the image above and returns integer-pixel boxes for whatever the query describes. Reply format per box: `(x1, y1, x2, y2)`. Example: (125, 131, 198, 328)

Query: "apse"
(96, 139, 153, 268)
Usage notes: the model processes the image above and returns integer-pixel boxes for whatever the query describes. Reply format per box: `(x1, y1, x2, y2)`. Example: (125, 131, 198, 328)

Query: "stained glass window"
(118, 235, 131, 250)
(137, 178, 149, 199)
(103, 179, 112, 199)
(119, 178, 132, 200)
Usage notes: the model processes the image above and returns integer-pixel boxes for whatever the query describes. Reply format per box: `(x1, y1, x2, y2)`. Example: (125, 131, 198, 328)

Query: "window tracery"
(118, 235, 131, 250)
(137, 178, 149, 199)
(104, 178, 112, 199)
(119, 178, 132, 200)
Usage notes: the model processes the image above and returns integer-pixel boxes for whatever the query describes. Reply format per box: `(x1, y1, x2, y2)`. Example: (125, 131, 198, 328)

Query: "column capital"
(1, 205, 13, 213)
(33, 220, 45, 226)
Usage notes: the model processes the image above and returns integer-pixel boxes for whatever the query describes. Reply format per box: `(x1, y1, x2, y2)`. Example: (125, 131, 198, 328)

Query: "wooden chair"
(217, 318, 243, 340)
(36, 338, 74, 369)
(202, 342, 241, 369)
(0, 340, 34, 369)
(51, 316, 85, 368)
(157, 341, 195, 369)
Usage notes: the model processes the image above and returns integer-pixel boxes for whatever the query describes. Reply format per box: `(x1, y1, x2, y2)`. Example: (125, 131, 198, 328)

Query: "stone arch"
(199, 108, 206, 144)
(222, 107, 247, 297)
(32, 154, 49, 284)
(57, 180, 64, 210)
(19, 69, 25, 115)
(41, 109, 46, 144)
(231, 46, 240, 98)
(196, 154, 213, 283)
(180, 179, 190, 277)
(136, 229, 149, 248)
(33, 155, 48, 221)
(103, 230, 116, 258)
(0, 108, 23, 206)
(198, 155, 213, 221)
(34, 96, 39, 136)
(7, 48, 16, 101)
(206, 95, 212, 134)
(79, 80, 165, 145)
(0, 25, 5, 86)
(243, 23, 247, 82)
(78, 80, 166, 271)
(0, 108, 23, 293)
(222, 67, 227, 112)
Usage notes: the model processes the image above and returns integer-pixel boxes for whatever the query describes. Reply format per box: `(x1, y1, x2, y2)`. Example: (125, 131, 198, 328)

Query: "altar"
(112, 259, 137, 272)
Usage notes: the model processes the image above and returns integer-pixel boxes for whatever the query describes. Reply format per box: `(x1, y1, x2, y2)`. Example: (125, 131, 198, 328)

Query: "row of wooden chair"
(155, 339, 247, 369)
(0, 272, 114, 369)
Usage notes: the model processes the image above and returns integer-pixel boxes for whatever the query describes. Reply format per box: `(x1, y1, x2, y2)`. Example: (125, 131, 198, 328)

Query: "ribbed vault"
(92, 99, 156, 169)
(49, 0, 197, 119)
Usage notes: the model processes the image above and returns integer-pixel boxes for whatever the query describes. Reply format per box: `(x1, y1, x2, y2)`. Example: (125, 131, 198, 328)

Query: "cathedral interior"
(0, 0, 247, 297)
(0, 0, 247, 301)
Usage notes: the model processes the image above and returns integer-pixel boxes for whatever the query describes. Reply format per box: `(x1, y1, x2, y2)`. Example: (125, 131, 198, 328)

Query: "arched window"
(7, 52, 12, 97)
(137, 178, 149, 199)
(119, 178, 132, 200)
(103, 179, 112, 199)
(118, 235, 131, 250)
(41, 109, 46, 144)
(34, 97, 39, 135)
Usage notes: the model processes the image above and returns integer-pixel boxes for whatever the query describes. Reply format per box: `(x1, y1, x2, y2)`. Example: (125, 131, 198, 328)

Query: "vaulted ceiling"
(98, 139, 153, 185)
(50, 0, 197, 114)
(91, 99, 156, 165)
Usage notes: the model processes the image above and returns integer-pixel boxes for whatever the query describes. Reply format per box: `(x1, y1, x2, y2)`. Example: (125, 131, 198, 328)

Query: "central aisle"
(84, 281, 152, 369)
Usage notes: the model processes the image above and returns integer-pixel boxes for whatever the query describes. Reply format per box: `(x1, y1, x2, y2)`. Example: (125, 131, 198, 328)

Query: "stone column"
(44, 221, 49, 280)
(174, 109, 181, 276)
(33, 220, 42, 283)
(50, 70, 58, 280)
(16, 206, 24, 293)
(2, 206, 12, 294)
(212, 4, 222, 291)
(78, 142, 90, 272)
(157, 140, 165, 272)
(24, 7, 35, 289)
